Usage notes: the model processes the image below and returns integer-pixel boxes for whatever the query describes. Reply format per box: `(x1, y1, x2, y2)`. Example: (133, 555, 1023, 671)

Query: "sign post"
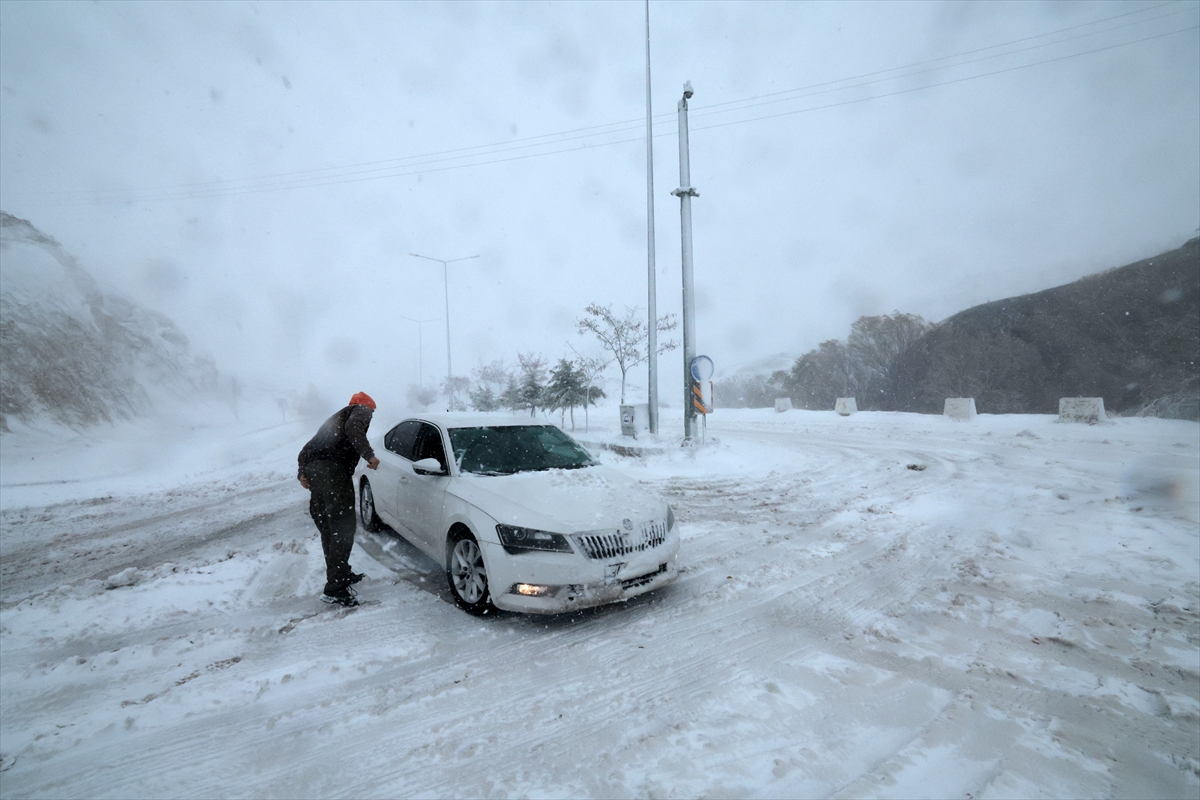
(690, 355, 714, 441)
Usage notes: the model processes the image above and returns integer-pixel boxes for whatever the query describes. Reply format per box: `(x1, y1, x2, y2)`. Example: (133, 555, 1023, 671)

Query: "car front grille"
(573, 520, 668, 559)
(621, 563, 667, 590)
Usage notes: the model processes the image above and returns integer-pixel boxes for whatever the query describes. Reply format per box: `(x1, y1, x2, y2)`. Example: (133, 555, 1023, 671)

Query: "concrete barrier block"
(774, 397, 792, 412)
(944, 398, 977, 420)
(835, 397, 857, 416)
(1058, 397, 1107, 424)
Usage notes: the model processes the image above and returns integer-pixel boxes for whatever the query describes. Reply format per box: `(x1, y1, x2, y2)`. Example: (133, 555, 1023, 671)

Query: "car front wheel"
(359, 479, 383, 533)
(447, 528, 494, 615)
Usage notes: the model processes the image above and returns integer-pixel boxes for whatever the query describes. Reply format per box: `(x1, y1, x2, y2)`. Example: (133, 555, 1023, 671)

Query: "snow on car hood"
(449, 464, 665, 534)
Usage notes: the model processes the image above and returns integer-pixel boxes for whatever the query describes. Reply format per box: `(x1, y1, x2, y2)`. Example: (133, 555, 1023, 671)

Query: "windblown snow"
(1, 408, 1197, 798)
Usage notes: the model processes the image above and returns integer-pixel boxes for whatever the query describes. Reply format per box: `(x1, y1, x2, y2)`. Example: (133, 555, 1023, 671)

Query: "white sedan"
(353, 413, 680, 615)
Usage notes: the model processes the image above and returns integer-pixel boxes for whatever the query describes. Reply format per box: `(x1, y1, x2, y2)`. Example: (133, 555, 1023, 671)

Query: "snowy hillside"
(0, 212, 218, 429)
(1, 408, 1196, 797)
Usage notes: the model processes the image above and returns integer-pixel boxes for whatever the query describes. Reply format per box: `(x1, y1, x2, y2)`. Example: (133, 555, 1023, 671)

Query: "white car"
(353, 413, 680, 615)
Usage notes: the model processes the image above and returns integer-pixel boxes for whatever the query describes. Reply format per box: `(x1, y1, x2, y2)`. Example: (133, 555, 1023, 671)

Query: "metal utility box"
(620, 403, 650, 438)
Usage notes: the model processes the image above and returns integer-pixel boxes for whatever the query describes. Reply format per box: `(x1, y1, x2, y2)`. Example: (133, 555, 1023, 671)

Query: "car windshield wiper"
(528, 463, 593, 472)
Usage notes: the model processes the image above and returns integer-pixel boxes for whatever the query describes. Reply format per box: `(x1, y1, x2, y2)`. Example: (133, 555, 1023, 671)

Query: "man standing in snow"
(297, 392, 380, 607)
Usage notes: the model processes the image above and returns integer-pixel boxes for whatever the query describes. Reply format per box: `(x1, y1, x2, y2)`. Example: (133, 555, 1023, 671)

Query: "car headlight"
(667, 505, 676, 531)
(496, 524, 574, 555)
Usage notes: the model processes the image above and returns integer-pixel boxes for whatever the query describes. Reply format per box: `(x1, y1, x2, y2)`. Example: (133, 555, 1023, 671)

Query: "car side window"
(385, 420, 422, 460)
(414, 423, 448, 469)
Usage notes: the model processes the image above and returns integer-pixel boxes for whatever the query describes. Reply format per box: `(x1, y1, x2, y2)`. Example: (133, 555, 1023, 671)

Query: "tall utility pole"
(672, 81, 699, 440)
(400, 315, 439, 387)
(409, 252, 479, 410)
(644, 0, 659, 436)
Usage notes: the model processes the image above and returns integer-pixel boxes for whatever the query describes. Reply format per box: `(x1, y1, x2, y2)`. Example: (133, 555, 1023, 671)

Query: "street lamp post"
(644, 0, 659, 436)
(409, 252, 479, 410)
(672, 81, 699, 440)
(399, 315, 440, 387)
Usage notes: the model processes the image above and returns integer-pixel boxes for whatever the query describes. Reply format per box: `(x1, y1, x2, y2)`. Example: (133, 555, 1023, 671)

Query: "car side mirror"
(412, 457, 446, 476)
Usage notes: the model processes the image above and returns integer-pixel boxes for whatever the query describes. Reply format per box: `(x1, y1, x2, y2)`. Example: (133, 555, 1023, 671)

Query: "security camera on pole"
(672, 81, 700, 441)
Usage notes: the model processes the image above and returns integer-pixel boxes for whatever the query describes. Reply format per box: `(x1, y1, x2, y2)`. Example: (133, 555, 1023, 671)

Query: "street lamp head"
(410, 252, 480, 265)
(683, 81, 694, 99)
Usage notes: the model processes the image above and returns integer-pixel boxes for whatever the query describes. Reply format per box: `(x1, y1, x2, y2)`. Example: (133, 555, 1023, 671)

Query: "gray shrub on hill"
(723, 313, 931, 410)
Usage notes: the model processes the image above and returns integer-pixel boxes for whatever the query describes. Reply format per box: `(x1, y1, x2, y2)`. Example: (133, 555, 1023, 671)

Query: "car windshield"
(448, 425, 598, 475)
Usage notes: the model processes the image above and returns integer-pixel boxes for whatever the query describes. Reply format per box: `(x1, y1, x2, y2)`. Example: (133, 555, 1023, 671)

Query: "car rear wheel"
(359, 479, 383, 533)
(447, 528, 494, 615)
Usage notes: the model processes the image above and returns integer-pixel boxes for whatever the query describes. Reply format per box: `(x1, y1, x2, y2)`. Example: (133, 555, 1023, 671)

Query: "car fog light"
(511, 583, 558, 597)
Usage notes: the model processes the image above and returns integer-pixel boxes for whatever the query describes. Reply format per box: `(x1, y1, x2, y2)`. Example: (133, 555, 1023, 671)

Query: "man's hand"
(367, 457, 380, 470)
(298, 474, 310, 490)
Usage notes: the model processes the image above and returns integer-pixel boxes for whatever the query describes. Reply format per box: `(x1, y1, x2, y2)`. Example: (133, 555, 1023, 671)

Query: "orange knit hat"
(349, 391, 376, 410)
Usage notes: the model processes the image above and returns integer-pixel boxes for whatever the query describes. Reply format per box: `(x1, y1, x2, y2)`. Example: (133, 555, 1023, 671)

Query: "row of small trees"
(714, 313, 933, 410)
(462, 353, 606, 429)
(405, 303, 677, 430)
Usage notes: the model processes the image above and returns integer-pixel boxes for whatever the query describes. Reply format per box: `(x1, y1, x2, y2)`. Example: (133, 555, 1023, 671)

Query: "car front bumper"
(483, 534, 680, 614)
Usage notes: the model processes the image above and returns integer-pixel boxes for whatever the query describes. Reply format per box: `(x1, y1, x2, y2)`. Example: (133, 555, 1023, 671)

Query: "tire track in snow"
(5, 415, 1196, 797)
(1, 478, 302, 608)
(3, 463, 949, 798)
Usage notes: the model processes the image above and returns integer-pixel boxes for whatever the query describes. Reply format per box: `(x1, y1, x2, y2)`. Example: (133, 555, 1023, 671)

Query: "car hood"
(450, 465, 665, 534)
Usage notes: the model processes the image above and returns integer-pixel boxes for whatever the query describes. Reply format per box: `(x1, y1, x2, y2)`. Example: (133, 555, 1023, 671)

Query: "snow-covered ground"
(1, 406, 1197, 798)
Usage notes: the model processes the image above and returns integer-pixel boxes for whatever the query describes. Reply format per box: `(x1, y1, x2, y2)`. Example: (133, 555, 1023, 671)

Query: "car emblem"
(622, 518, 634, 531)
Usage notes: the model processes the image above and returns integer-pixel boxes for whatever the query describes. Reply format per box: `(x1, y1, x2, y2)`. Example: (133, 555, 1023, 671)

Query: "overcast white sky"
(1, 0, 1197, 407)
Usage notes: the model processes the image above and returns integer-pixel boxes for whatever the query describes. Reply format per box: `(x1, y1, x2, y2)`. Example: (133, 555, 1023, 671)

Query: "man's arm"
(345, 406, 379, 469)
(297, 441, 312, 488)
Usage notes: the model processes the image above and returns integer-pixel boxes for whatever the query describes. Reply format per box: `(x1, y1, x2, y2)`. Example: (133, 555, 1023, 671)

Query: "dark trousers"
(305, 459, 357, 596)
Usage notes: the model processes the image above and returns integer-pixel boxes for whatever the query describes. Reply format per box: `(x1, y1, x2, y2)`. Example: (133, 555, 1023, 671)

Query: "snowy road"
(1, 409, 1197, 798)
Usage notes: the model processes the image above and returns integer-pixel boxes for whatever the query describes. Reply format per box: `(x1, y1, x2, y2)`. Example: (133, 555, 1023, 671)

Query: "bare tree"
(470, 358, 513, 411)
(711, 372, 787, 408)
(406, 383, 439, 410)
(472, 358, 512, 395)
(568, 344, 610, 431)
(920, 333, 1049, 414)
(847, 312, 932, 404)
(440, 375, 470, 411)
(784, 339, 857, 409)
(229, 376, 241, 420)
(576, 303, 677, 404)
(775, 313, 933, 410)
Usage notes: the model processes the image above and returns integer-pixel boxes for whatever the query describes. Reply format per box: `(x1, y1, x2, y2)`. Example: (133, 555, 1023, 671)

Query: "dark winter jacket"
(297, 405, 376, 479)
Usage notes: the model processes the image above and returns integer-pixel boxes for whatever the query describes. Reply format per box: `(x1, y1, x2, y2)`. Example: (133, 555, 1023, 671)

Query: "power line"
(692, 24, 1200, 134)
(688, 3, 1199, 123)
(40, 1, 1188, 200)
(39, 8, 1199, 205)
(694, 0, 1187, 115)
